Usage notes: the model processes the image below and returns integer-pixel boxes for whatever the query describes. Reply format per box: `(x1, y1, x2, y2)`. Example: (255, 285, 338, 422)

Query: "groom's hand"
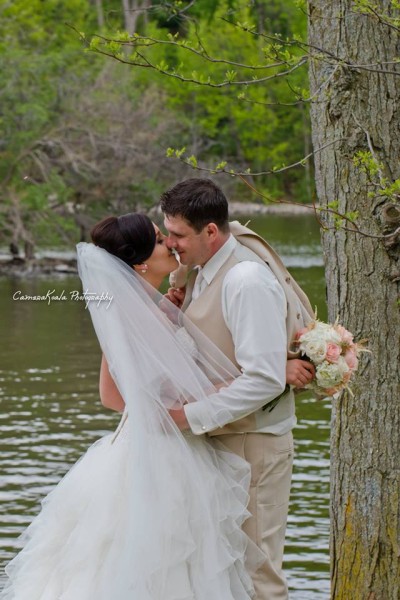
(286, 358, 315, 389)
(169, 407, 190, 431)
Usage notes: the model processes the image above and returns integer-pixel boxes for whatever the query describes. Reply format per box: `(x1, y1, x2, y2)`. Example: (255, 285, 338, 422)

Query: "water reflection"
(0, 214, 330, 597)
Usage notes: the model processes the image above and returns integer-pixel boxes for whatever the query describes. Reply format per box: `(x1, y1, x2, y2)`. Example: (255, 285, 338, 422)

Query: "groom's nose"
(165, 236, 175, 249)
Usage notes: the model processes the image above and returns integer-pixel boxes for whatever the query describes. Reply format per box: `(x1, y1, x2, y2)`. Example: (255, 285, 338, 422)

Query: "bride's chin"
(162, 260, 179, 278)
(168, 256, 179, 271)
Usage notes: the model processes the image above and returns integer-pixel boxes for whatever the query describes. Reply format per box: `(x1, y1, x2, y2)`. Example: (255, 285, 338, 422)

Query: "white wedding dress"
(0, 244, 262, 600)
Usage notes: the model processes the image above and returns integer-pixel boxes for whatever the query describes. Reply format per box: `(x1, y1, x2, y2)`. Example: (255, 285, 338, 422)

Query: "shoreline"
(231, 201, 314, 216)
(0, 202, 316, 277)
(0, 256, 79, 278)
(149, 200, 316, 218)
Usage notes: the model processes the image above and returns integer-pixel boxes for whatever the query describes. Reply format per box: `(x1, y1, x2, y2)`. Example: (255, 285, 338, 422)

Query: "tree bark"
(308, 1, 400, 598)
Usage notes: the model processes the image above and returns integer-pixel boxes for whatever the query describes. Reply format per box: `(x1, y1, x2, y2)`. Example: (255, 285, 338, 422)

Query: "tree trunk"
(122, 0, 151, 35)
(94, 0, 104, 29)
(308, 1, 400, 598)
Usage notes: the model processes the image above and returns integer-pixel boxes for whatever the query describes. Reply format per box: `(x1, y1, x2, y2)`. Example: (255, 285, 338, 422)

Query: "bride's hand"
(165, 286, 186, 308)
(158, 287, 186, 323)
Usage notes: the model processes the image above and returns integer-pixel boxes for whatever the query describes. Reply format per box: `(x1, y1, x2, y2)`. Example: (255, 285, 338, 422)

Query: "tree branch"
(88, 45, 309, 87)
(170, 138, 344, 177)
(86, 28, 306, 72)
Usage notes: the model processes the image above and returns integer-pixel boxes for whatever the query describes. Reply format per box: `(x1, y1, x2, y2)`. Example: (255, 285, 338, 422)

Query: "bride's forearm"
(99, 354, 125, 412)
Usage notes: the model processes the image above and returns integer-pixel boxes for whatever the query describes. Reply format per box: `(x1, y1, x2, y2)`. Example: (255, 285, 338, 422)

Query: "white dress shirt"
(191, 267, 206, 301)
(184, 235, 294, 435)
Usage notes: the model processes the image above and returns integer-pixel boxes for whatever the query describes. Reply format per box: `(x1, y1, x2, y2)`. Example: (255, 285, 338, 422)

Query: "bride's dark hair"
(90, 213, 156, 266)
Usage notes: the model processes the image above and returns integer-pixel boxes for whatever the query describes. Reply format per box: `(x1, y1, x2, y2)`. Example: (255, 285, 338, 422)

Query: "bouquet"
(294, 319, 365, 398)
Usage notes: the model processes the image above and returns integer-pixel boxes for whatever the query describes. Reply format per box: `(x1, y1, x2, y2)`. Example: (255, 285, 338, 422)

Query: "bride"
(1, 213, 262, 600)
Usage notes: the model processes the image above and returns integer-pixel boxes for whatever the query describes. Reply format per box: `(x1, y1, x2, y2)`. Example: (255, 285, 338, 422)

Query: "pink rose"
(344, 349, 358, 370)
(326, 343, 341, 363)
(335, 325, 354, 345)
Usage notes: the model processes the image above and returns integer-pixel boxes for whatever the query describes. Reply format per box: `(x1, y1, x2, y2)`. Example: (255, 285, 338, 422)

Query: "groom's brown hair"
(160, 178, 230, 233)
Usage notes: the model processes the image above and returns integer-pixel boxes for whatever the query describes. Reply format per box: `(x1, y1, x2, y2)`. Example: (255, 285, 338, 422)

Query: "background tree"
(308, 1, 400, 598)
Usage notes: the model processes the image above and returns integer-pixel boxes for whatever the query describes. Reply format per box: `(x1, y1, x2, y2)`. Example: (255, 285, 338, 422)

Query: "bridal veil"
(1, 243, 262, 600)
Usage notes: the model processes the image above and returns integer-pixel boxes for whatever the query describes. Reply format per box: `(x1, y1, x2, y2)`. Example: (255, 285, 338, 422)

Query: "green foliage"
(354, 151, 400, 203)
(22, 172, 73, 211)
(0, 0, 93, 49)
(0, 0, 101, 251)
(352, 0, 379, 12)
(378, 179, 400, 201)
(324, 200, 359, 230)
(121, 0, 310, 201)
(352, 0, 400, 28)
(1, 0, 312, 255)
(353, 151, 384, 178)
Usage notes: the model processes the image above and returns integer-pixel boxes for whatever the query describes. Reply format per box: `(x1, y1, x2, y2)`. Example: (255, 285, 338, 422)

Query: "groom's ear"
(205, 223, 219, 240)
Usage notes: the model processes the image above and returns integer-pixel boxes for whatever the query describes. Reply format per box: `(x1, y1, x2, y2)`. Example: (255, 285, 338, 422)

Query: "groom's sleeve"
(184, 261, 287, 435)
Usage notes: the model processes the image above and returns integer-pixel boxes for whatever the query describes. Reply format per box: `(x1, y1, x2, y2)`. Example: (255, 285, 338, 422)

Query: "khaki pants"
(216, 431, 294, 600)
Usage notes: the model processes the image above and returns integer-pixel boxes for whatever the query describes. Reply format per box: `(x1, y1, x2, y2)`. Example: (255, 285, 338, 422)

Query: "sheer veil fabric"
(1, 243, 263, 600)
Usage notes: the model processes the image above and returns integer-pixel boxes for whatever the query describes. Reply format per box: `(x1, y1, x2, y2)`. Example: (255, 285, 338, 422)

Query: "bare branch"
(350, 6, 400, 34)
(221, 18, 400, 77)
(238, 64, 340, 108)
(352, 113, 388, 187)
(239, 175, 400, 240)
(172, 138, 344, 177)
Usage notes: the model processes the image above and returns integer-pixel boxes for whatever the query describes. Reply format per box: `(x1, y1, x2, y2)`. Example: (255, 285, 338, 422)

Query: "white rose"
(315, 357, 349, 389)
(300, 340, 327, 364)
(325, 329, 342, 345)
(315, 361, 344, 389)
(300, 328, 327, 346)
(299, 330, 320, 344)
(315, 322, 342, 344)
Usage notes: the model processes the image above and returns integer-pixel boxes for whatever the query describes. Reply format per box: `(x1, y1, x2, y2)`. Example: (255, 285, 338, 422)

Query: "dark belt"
(262, 384, 290, 412)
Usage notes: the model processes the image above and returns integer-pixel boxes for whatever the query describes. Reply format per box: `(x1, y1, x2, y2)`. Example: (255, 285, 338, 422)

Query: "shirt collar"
(198, 234, 236, 285)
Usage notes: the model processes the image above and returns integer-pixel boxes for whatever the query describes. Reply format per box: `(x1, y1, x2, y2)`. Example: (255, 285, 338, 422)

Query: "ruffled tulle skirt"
(1, 419, 260, 600)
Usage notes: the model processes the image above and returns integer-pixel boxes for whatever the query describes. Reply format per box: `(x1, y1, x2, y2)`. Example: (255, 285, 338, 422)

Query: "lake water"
(0, 213, 330, 598)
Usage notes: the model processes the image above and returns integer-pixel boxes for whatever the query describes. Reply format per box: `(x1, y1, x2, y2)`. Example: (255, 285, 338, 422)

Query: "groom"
(162, 178, 314, 600)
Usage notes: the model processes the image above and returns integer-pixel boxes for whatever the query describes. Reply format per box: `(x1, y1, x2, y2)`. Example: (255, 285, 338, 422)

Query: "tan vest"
(182, 242, 298, 436)
(170, 221, 315, 436)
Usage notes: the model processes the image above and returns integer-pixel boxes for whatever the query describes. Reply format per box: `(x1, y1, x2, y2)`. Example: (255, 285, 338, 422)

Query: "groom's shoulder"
(223, 258, 284, 296)
(233, 238, 266, 263)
